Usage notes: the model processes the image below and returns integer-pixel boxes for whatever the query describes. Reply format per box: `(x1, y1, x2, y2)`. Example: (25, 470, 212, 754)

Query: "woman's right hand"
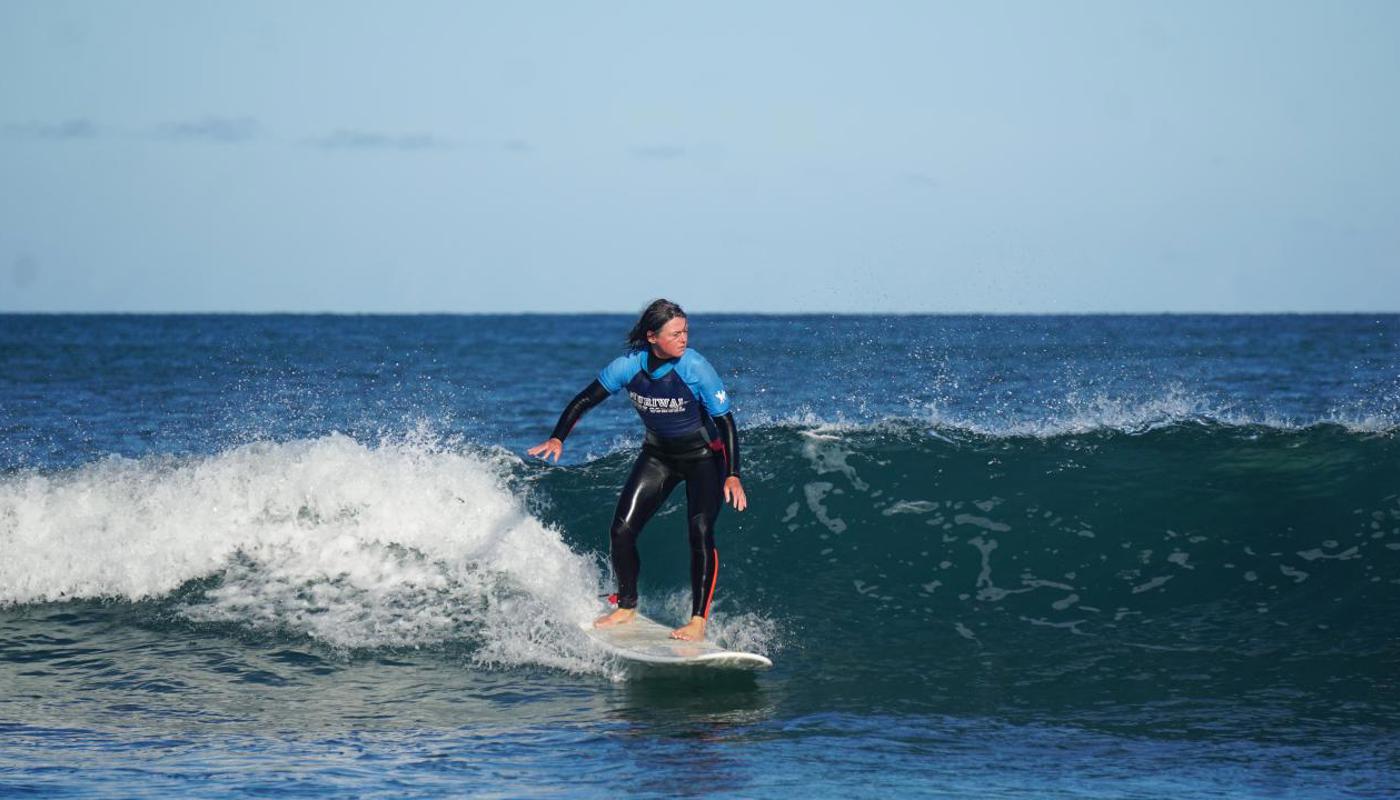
(527, 437, 564, 462)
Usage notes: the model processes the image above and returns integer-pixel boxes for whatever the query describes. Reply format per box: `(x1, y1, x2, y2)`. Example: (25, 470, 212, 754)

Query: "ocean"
(1, 313, 1397, 798)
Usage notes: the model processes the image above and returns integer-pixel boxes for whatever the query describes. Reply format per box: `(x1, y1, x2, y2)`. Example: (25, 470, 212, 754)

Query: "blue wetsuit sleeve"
(597, 353, 641, 394)
(677, 350, 732, 416)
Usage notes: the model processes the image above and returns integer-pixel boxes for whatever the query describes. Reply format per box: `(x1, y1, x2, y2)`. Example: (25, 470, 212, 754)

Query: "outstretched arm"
(528, 380, 611, 462)
(550, 380, 611, 441)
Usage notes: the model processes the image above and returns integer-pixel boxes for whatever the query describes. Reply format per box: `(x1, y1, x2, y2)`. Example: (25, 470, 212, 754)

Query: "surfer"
(528, 299, 746, 641)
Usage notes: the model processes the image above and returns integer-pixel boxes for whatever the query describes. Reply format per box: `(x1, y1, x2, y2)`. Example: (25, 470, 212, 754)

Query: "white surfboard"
(579, 613, 773, 671)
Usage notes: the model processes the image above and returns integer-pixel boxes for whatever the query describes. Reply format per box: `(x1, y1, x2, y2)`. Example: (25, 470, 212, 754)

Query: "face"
(647, 316, 689, 358)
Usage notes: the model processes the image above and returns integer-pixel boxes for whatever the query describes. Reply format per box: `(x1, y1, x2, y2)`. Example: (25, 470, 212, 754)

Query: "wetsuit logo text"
(629, 391, 688, 414)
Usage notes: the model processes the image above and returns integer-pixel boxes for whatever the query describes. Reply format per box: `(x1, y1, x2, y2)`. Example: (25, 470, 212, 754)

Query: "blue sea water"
(1, 313, 1397, 798)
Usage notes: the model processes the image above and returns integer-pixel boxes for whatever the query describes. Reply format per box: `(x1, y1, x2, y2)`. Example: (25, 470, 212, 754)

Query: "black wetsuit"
(549, 348, 740, 618)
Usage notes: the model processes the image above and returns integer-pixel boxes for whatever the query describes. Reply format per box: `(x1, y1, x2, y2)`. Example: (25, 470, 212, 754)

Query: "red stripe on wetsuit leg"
(702, 548, 719, 618)
(702, 441, 725, 620)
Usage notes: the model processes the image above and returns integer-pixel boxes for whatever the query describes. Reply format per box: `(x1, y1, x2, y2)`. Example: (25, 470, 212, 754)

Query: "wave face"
(3, 419, 1396, 724)
(539, 421, 1400, 721)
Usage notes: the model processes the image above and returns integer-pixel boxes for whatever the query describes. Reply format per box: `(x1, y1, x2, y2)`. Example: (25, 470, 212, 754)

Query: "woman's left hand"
(724, 476, 747, 512)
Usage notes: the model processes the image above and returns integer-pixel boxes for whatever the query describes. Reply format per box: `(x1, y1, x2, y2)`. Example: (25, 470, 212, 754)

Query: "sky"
(2, 1, 1398, 314)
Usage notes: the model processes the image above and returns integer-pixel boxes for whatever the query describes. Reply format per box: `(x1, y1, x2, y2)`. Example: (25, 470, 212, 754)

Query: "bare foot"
(669, 616, 706, 641)
(594, 608, 637, 628)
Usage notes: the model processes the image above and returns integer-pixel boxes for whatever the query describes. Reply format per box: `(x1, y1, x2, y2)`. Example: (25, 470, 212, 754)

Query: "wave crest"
(0, 434, 608, 671)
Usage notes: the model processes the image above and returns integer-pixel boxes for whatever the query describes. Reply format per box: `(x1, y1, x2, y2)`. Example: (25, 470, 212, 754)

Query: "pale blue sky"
(2, 1, 1398, 313)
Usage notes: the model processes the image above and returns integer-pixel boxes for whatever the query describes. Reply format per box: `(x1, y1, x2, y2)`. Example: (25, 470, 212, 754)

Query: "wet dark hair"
(625, 298, 686, 352)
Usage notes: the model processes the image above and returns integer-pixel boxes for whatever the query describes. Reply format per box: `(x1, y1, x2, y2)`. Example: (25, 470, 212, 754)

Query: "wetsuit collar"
(645, 349, 678, 376)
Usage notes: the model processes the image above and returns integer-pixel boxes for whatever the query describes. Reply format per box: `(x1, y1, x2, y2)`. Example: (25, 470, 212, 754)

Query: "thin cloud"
(307, 129, 455, 151)
(630, 144, 686, 160)
(158, 116, 259, 143)
(12, 254, 39, 290)
(905, 172, 941, 189)
(2, 119, 99, 140)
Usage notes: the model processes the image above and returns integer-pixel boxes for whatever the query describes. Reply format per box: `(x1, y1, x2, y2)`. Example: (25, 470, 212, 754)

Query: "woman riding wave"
(528, 299, 746, 641)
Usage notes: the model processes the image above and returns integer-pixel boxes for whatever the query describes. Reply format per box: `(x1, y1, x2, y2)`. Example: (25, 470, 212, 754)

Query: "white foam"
(756, 384, 1397, 439)
(918, 385, 1249, 437)
(0, 434, 610, 672)
(655, 589, 784, 658)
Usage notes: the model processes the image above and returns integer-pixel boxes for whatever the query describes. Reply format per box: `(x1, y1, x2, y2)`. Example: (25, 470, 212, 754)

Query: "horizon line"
(3, 309, 1398, 317)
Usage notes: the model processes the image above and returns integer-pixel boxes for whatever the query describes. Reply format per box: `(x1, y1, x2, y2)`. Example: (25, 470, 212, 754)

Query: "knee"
(611, 517, 638, 545)
(687, 513, 716, 545)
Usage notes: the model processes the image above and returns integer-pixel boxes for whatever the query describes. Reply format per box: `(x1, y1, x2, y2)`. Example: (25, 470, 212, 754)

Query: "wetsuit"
(550, 348, 740, 618)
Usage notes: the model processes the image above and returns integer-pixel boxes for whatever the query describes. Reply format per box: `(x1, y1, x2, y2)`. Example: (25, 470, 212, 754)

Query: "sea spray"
(0, 433, 609, 671)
